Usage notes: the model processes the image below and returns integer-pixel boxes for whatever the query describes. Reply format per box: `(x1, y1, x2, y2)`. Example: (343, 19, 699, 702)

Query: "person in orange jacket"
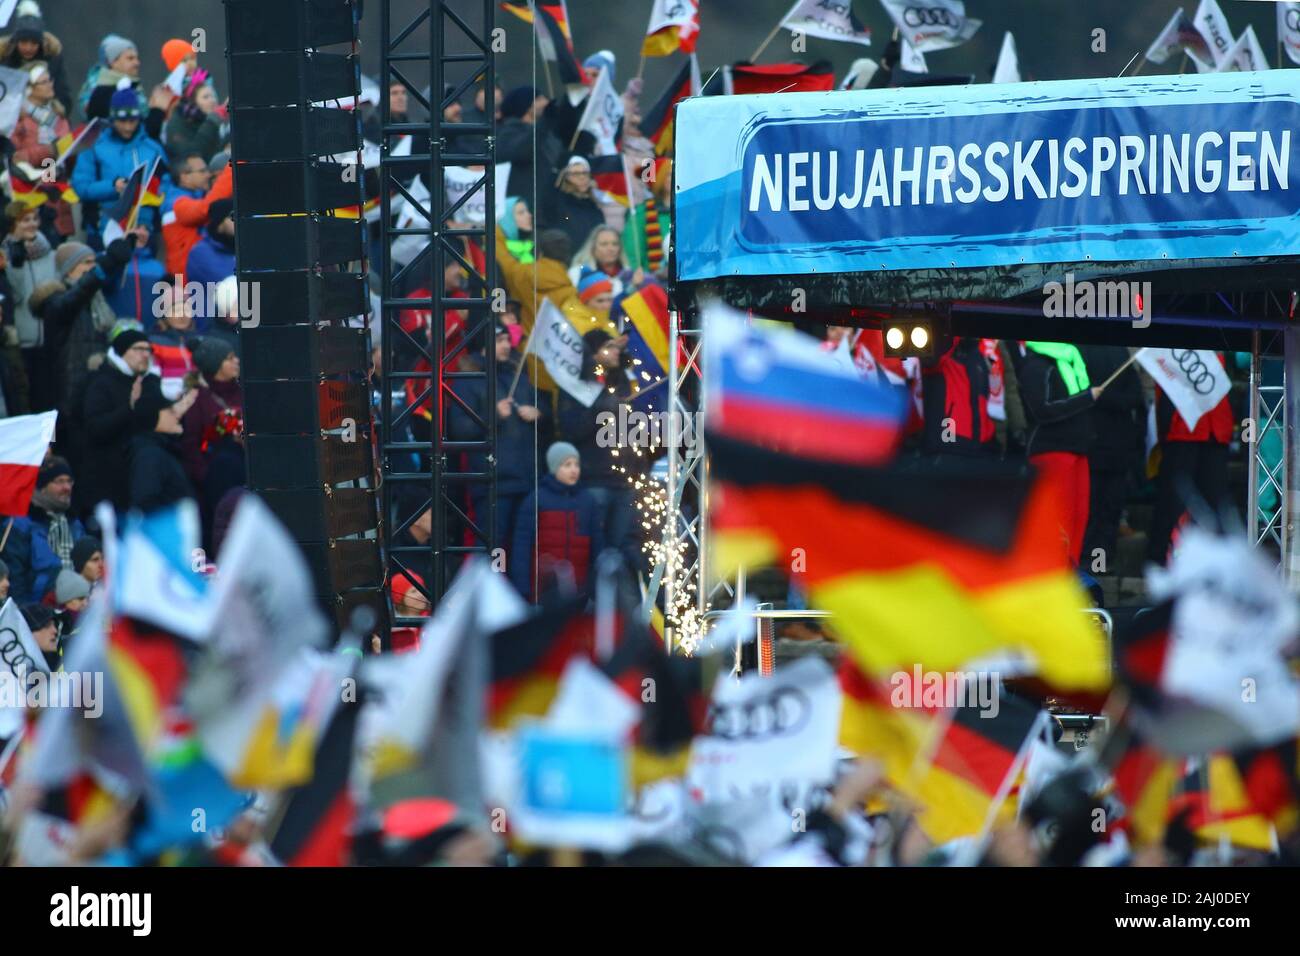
(163, 153, 231, 282)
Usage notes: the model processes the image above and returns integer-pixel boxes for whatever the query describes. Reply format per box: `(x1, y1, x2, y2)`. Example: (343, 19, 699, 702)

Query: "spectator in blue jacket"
(70, 87, 168, 238)
(102, 221, 166, 325)
(3, 456, 88, 603)
(185, 198, 236, 295)
(510, 442, 602, 601)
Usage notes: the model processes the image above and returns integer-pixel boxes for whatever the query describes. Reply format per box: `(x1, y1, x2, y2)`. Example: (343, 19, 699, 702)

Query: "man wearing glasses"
(78, 328, 162, 519)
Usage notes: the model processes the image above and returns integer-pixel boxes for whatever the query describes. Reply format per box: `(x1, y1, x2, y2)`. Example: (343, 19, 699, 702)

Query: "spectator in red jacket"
(920, 336, 996, 458)
(10, 61, 73, 239)
(163, 156, 231, 282)
(509, 442, 603, 601)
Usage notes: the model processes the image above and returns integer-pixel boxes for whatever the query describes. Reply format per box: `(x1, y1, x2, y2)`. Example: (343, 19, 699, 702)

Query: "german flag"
(137, 158, 165, 209)
(500, 2, 573, 47)
(838, 656, 1041, 844)
(641, 56, 694, 156)
(55, 119, 104, 163)
(269, 700, 361, 867)
(730, 61, 835, 95)
(8, 171, 47, 209)
(102, 162, 146, 243)
(589, 154, 631, 206)
(1232, 739, 1300, 836)
(1168, 756, 1275, 851)
(710, 436, 1110, 692)
(105, 615, 189, 757)
(1109, 729, 1180, 846)
(489, 597, 592, 729)
(530, 2, 585, 86)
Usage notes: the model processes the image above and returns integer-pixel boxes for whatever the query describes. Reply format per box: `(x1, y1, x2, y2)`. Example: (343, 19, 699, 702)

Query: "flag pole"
(637, 54, 647, 84)
(962, 710, 1050, 865)
(1095, 350, 1142, 393)
(748, 22, 784, 63)
(0, 516, 12, 552)
(505, 322, 538, 403)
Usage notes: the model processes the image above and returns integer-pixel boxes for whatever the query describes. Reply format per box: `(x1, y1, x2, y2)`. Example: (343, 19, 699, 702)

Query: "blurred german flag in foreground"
(708, 434, 1109, 693)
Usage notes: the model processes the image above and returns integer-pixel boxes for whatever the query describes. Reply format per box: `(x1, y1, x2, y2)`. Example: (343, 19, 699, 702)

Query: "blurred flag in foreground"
(0, 410, 56, 516)
(703, 302, 908, 466)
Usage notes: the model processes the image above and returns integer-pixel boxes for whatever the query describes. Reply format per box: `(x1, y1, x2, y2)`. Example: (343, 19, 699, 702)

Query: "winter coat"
(4, 231, 59, 348)
(185, 230, 236, 288)
(510, 474, 602, 599)
(1079, 345, 1145, 472)
(69, 125, 169, 230)
(30, 240, 133, 414)
(163, 111, 222, 163)
(180, 377, 243, 488)
(0, 26, 71, 114)
(497, 117, 564, 218)
(1013, 345, 1097, 458)
(556, 361, 644, 490)
(541, 189, 607, 255)
(448, 359, 546, 495)
(127, 431, 193, 513)
(164, 164, 232, 280)
(104, 244, 167, 325)
(1155, 351, 1234, 445)
(81, 359, 163, 514)
(10, 107, 74, 236)
(4, 504, 87, 604)
(920, 338, 996, 457)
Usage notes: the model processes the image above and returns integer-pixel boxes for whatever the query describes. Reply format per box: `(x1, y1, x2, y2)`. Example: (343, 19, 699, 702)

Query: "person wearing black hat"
(448, 323, 548, 555)
(79, 327, 163, 517)
(179, 336, 241, 489)
(185, 198, 236, 295)
(0, 5, 72, 114)
(19, 601, 61, 672)
(497, 84, 581, 223)
(3, 455, 87, 605)
(71, 535, 103, 589)
(127, 385, 197, 513)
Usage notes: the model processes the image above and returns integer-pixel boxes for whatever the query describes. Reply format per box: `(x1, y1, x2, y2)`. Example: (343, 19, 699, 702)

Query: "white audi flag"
(1281, 3, 1300, 66)
(1134, 348, 1229, 431)
(992, 31, 1020, 84)
(575, 66, 623, 157)
(1144, 7, 1213, 67)
(1217, 24, 1269, 73)
(878, 0, 980, 54)
(899, 37, 928, 73)
(1192, 0, 1235, 68)
(779, 0, 873, 48)
(528, 299, 603, 406)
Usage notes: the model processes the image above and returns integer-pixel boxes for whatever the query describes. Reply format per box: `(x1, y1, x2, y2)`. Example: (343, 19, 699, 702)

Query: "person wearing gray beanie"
(53, 241, 95, 281)
(546, 441, 580, 477)
(192, 336, 235, 381)
(55, 568, 91, 607)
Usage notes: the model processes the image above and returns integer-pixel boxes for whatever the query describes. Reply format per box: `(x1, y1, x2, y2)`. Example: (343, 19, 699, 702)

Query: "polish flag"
(0, 410, 57, 516)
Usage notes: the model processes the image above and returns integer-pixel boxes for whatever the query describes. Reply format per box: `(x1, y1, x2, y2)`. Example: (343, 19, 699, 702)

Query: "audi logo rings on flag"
(0, 627, 38, 679)
(903, 7, 958, 28)
(1170, 349, 1216, 394)
(706, 686, 812, 741)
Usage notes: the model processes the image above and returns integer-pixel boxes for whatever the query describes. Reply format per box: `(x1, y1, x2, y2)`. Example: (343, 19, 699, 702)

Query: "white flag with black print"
(899, 37, 927, 72)
(878, 0, 980, 54)
(529, 299, 604, 406)
(1217, 24, 1269, 73)
(1281, 3, 1300, 66)
(0, 64, 28, 137)
(1192, 0, 1235, 68)
(575, 66, 623, 157)
(1145, 6, 1212, 68)
(992, 31, 1019, 83)
(779, 0, 873, 48)
(1134, 348, 1229, 431)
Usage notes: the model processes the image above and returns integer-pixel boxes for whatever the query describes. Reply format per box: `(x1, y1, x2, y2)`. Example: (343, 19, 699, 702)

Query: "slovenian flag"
(702, 301, 908, 466)
(0, 410, 57, 516)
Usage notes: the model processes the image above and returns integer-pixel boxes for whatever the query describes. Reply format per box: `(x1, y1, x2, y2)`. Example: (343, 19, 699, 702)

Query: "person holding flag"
(4, 201, 59, 413)
(70, 87, 167, 247)
(9, 61, 74, 242)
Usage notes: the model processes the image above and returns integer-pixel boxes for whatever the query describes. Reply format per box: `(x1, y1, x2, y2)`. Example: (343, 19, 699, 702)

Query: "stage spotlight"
(883, 318, 935, 358)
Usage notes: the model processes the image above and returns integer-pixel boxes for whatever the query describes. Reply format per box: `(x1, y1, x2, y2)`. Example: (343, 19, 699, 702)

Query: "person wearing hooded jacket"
(0, 4, 71, 115)
(499, 196, 534, 263)
(509, 442, 602, 600)
(542, 156, 607, 253)
(127, 386, 197, 513)
(185, 198, 237, 293)
(70, 87, 169, 235)
(3, 201, 58, 411)
(1011, 341, 1103, 566)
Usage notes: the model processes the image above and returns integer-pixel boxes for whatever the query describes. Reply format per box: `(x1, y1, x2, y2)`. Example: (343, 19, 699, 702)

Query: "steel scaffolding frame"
(379, 0, 496, 615)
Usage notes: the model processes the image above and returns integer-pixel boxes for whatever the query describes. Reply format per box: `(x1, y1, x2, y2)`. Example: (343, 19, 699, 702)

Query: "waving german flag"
(489, 597, 592, 729)
(710, 436, 1110, 692)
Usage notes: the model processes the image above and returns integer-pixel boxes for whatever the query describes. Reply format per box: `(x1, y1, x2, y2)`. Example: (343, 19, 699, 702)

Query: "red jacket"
(164, 163, 233, 280)
(1156, 352, 1234, 444)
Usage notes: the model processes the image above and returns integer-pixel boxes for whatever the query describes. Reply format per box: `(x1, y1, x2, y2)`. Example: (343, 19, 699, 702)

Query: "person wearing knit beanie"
(71, 536, 103, 580)
(577, 271, 615, 308)
(53, 241, 95, 281)
(500, 85, 540, 120)
(161, 38, 196, 74)
(100, 35, 136, 70)
(111, 328, 149, 357)
(36, 455, 71, 490)
(108, 86, 141, 119)
(546, 441, 580, 478)
(192, 336, 234, 381)
(55, 568, 90, 607)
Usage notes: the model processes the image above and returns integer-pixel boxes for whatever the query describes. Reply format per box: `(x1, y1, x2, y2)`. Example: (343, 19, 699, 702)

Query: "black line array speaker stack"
(224, 0, 385, 633)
